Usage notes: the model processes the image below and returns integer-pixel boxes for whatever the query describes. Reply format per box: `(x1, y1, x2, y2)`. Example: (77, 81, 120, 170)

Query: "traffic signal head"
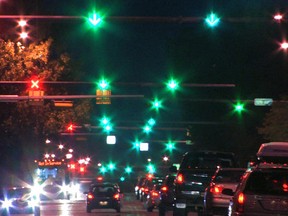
(165, 141, 176, 152)
(29, 77, 41, 90)
(124, 166, 132, 174)
(97, 78, 109, 90)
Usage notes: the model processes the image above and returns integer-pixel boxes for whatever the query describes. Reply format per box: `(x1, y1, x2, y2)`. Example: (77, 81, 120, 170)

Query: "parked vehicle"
(173, 150, 239, 216)
(203, 168, 246, 216)
(227, 164, 288, 216)
(158, 174, 176, 216)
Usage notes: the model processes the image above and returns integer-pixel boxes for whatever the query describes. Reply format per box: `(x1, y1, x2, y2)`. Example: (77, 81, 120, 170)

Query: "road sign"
(96, 89, 111, 104)
(254, 98, 273, 106)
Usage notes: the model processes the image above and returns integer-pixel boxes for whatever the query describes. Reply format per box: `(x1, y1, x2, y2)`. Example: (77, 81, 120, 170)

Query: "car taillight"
(176, 173, 184, 184)
(87, 193, 94, 199)
(236, 192, 245, 212)
(209, 185, 223, 194)
(114, 193, 120, 199)
(152, 191, 159, 197)
(161, 186, 168, 192)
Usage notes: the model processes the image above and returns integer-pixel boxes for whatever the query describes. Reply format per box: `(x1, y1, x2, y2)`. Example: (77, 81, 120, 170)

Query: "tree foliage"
(0, 38, 93, 147)
(258, 95, 288, 141)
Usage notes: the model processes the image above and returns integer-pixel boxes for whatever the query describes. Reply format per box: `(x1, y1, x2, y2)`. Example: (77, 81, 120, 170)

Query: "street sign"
(96, 89, 111, 104)
(254, 98, 273, 106)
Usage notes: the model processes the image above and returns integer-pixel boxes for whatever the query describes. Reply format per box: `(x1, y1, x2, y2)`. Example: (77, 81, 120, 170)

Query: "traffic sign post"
(254, 98, 273, 106)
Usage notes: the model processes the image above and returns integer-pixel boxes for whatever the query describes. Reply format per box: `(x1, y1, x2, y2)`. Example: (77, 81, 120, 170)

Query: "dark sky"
(1, 0, 288, 165)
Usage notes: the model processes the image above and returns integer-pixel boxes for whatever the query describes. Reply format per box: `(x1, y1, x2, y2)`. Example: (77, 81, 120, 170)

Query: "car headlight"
(2, 199, 12, 208)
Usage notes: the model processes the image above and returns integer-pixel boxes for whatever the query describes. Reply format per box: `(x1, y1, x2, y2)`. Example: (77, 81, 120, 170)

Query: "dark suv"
(173, 151, 238, 216)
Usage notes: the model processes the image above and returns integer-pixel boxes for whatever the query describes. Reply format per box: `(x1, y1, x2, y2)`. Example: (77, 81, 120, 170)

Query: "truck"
(172, 151, 239, 216)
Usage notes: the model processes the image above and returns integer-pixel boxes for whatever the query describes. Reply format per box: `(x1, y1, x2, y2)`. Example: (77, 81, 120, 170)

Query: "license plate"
(99, 201, 108, 206)
(176, 203, 186, 208)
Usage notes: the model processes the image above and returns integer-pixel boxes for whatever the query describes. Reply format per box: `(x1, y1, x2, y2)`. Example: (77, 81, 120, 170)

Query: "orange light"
(210, 185, 223, 194)
(238, 192, 245, 204)
(67, 124, 74, 132)
(176, 173, 184, 184)
(161, 186, 168, 192)
(152, 191, 159, 197)
(113, 193, 120, 199)
(87, 193, 94, 199)
(97, 176, 103, 181)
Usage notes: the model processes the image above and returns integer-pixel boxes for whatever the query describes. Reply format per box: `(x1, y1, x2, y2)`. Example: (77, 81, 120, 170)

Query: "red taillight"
(176, 173, 184, 184)
(87, 193, 94, 199)
(161, 186, 168, 192)
(114, 193, 120, 199)
(236, 192, 245, 212)
(152, 191, 159, 197)
(237, 192, 245, 204)
(209, 185, 223, 194)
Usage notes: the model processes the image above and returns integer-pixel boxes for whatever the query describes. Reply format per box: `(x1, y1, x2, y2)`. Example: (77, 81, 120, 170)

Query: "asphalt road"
(37, 193, 198, 216)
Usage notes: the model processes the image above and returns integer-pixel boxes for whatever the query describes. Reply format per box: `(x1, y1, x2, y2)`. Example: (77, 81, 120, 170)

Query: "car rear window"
(92, 186, 115, 196)
(215, 170, 245, 183)
(245, 170, 288, 196)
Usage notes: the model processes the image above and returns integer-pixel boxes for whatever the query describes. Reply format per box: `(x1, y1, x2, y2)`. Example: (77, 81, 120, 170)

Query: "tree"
(0, 38, 93, 163)
(258, 95, 288, 141)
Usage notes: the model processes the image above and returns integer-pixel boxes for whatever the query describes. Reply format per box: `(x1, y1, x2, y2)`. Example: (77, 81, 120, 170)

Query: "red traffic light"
(67, 124, 74, 132)
(30, 78, 40, 89)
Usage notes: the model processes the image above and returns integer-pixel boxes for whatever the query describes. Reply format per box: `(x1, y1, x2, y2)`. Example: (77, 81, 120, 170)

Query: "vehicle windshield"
(6, 188, 31, 198)
(245, 170, 288, 196)
(182, 155, 236, 169)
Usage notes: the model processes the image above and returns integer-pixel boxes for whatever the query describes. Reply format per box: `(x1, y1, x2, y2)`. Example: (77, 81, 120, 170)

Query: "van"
(256, 142, 288, 164)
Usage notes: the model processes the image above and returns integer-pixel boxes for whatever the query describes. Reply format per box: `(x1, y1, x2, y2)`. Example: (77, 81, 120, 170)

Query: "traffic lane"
(39, 193, 199, 216)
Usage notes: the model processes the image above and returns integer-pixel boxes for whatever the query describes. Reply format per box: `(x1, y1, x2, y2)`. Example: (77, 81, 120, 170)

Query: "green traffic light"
(146, 164, 156, 174)
(124, 166, 132, 174)
(143, 125, 152, 134)
(108, 162, 116, 171)
(99, 166, 107, 174)
(234, 102, 245, 113)
(205, 12, 220, 27)
(165, 141, 176, 152)
(148, 118, 156, 126)
(88, 12, 102, 26)
(167, 79, 179, 90)
(97, 78, 109, 90)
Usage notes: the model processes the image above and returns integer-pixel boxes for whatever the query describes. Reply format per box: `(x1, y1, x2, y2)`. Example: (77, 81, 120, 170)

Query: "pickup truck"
(172, 151, 238, 216)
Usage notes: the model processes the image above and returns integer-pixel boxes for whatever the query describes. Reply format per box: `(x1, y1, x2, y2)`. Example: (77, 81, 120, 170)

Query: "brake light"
(161, 186, 168, 192)
(176, 173, 184, 184)
(114, 193, 120, 199)
(210, 185, 223, 194)
(238, 192, 244, 204)
(87, 193, 94, 199)
(152, 191, 159, 197)
(236, 192, 245, 212)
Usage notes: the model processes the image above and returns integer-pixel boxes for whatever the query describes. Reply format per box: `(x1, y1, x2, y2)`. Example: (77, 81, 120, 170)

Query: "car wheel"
(86, 206, 92, 213)
(173, 208, 187, 216)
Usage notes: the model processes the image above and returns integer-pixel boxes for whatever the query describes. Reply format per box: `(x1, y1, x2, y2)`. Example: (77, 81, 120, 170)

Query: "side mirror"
(222, 188, 234, 196)
(169, 166, 177, 173)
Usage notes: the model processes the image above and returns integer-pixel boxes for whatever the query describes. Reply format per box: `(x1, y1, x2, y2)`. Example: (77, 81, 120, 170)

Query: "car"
(203, 168, 246, 216)
(0, 186, 40, 216)
(84, 182, 122, 213)
(158, 174, 176, 216)
(173, 150, 239, 216)
(139, 175, 164, 202)
(135, 177, 146, 200)
(226, 164, 288, 216)
(144, 182, 163, 212)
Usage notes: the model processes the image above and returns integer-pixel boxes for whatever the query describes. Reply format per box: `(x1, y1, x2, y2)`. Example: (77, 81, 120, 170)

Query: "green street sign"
(254, 98, 273, 106)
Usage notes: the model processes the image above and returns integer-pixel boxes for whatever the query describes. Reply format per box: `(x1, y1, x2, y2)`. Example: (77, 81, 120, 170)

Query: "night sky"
(1, 0, 288, 167)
